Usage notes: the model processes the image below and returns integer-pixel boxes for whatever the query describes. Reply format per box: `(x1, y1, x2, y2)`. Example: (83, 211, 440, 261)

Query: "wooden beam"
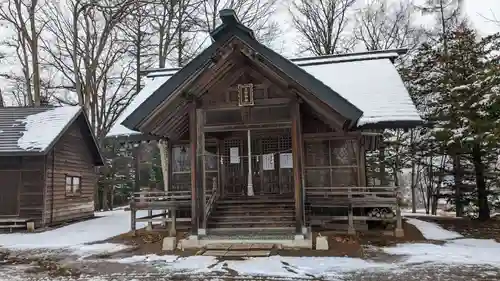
(203, 122, 292, 133)
(203, 98, 292, 110)
(291, 101, 304, 234)
(189, 102, 198, 235)
(196, 108, 206, 233)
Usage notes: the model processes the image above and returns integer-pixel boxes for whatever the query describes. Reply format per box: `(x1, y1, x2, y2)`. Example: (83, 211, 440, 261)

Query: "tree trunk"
(453, 154, 463, 217)
(410, 129, 417, 213)
(102, 185, 109, 211)
(379, 146, 387, 186)
(472, 143, 490, 221)
(29, 5, 41, 106)
(110, 185, 114, 211)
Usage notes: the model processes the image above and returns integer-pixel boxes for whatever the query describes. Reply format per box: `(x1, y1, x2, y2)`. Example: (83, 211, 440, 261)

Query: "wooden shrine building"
(108, 9, 422, 240)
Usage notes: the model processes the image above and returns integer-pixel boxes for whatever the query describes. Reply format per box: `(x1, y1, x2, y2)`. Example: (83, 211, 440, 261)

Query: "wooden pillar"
(196, 108, 206, 234)
(133, 142, 141, 192)
(189, 102, 199, 235)
(347, 187, 355, 235)
(291, 101, 304, 234)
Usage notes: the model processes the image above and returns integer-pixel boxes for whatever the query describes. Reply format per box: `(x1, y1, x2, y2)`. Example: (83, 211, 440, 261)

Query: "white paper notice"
(230, 147, 240, 164)
(262, 153, 274, 170)
(280, 153, 293, 169)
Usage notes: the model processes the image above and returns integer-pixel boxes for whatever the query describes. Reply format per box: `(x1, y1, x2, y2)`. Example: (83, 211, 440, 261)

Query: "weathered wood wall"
(45, 122, 97, 225)
(0, 156, 45, 225)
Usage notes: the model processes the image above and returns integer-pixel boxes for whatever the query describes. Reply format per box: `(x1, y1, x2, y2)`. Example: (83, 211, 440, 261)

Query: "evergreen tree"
(401, 23, 500, 220)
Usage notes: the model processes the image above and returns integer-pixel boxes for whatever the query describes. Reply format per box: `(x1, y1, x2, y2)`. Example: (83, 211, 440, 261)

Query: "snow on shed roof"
(298, 58, 422, 127)
(0, 106, 81, 154)
(106, 70, 176, 137)
(107, 50, 421, 137)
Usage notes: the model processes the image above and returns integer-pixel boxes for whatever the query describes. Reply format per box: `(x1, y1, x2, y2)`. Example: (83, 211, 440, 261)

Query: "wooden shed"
(0, 106, 103, 229)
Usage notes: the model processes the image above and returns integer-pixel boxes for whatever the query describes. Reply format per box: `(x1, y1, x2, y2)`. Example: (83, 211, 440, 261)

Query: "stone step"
(211, 209, 295, 216)
(207, 220, 294, 228)
(217, 198, 294, 204)
(214, 203, 295, 210)
(210, 215, 295, 222)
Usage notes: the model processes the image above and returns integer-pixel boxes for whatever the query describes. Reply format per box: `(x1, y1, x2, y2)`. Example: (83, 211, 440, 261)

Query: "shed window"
(65, 175, 81, 196)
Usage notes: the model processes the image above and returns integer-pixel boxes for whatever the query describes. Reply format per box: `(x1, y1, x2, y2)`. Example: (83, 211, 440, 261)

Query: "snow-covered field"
(1, 210, 500, 280)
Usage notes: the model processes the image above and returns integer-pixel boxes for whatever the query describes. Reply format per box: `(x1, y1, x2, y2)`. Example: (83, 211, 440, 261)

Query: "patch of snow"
(301, 59, 422, 127)
(169, 256, 219, 273)
(17, 106, 81, 151)
(405, 218, 463, 240)
(0, 209, 152, 256)
(226, 256, 394, 278)
(112, 254, 218, 274)
(113, 254, 177, 264)
(106, 75, 172, 137)
(383, 238, 500, 266)
(402, 208, 457, 218)
(71, 243, 131, 259)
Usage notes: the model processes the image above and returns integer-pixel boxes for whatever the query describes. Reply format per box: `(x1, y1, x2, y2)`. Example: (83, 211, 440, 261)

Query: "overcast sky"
(466, 0, 500, 35)
(276, 0, 500, 57)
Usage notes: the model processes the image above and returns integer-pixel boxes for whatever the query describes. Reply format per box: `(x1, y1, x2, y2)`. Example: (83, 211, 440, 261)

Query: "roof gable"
(121, 9, 363, 132)
(0, 106, 104, 165)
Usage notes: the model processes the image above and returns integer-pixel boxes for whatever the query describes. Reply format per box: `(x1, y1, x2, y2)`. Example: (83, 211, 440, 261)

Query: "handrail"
(131, 190, 191, 203)
(204, 177, 219, 223)
(305, 186, 398, 198)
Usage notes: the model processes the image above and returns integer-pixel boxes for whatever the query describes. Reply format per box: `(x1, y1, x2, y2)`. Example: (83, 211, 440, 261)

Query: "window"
(65, 175, 81, 196)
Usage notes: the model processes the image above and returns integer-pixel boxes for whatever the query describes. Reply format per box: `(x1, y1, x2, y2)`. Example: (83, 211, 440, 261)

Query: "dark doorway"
(0, 171, 20, 216)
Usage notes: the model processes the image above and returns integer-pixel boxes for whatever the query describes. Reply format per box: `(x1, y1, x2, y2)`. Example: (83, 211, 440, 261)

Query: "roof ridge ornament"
(219, 9, 241, 25)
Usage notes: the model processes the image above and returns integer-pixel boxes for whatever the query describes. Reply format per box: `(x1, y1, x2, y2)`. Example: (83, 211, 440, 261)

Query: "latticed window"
(304, 139, 359, 187)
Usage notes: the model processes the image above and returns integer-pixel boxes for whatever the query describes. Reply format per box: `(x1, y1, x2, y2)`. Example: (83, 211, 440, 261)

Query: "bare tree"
(290, 0, 356, 55)
(193, 0, 280, 46)
(415, 0, 464, 52)
(0, 0, 46, 106)
(41, 0, 136, 140)
(148, 0, 200, 68)
(354, 0, 423, 51)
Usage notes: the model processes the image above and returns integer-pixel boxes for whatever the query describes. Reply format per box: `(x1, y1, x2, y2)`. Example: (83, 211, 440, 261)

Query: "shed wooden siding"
(0, 156, 46, 225)
(45, 122, 96, 224)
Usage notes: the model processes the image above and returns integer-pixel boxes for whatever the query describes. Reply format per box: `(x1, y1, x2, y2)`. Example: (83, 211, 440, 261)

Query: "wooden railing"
(129, 190, 192, 232)
(204, 177, 219, 225)
(306, 186, 399, 208)
(306, 186, 404, 235)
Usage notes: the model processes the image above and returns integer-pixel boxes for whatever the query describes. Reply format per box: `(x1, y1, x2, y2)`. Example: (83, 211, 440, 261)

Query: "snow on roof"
(107, 52, 421, 137)
(300, 58, 422, 126)
(106, 74, 173, 137)
(293, 51, 401, 66)
(17, 106, 81, 151)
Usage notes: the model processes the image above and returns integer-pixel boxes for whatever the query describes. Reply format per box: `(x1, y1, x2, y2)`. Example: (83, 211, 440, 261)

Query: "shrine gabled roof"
(120, 9, 364, 135)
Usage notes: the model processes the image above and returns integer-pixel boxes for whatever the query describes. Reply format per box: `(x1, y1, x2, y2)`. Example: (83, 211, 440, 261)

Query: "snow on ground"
(110, 254, 394, 279)
(402, 208, 456, 218)
(0, 209, 153, 257)
(405, 218, 463, 240)
(384, 238, 500, 266)
(383, 218, 500, 267)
